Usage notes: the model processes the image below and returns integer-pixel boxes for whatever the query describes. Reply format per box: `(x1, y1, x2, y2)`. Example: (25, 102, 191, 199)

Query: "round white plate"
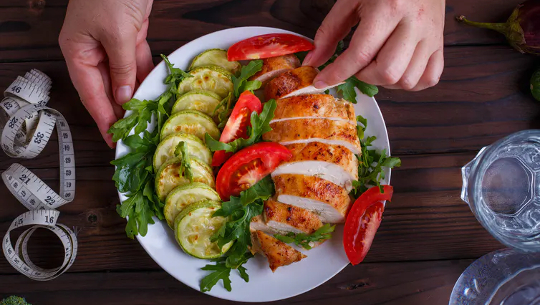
(115, 26, 391, 302)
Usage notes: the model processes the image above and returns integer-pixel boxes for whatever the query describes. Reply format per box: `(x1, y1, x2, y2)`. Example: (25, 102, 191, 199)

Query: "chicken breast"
(249, 54, 300, 86)
(250, 215, 282, 235)
(270, 94, 355, 124)
(264, 66, 318, 100)
(263, 118, 362, 154)
(272, 142, 359, 191)
(264, 199, 323, 234)
(251, 230, 306, 272)
(273, 174, 351, 223)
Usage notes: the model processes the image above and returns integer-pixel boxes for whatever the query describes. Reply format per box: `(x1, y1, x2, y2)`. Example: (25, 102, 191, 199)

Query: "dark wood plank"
(0, 152, 504, 273)
(0, 258, 472, 305)
(0, 0, 527, 62)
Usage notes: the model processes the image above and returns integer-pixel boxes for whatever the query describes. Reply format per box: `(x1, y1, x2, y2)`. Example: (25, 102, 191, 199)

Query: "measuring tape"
(0, 69, 77, 281)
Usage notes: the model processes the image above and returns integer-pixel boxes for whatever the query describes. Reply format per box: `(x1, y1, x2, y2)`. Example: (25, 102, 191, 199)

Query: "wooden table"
(0, 0, 538, 304)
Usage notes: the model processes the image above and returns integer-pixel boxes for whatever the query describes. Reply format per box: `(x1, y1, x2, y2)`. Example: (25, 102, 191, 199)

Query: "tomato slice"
(227, 33, 314, 61)
(216, 142, 292, 200)
(212, 91, 262, 167)
(343, 185, 393, 265)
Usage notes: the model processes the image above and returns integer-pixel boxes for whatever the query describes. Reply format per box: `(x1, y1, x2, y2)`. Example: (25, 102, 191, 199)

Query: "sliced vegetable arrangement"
(109, 32, 400, 294)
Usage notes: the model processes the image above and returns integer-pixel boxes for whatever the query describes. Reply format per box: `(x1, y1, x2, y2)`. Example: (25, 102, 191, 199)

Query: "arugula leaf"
(107, 99, 157, 142)
(232, 60, 263, 98)
(205, 99, 276, 153)
(214, 93, 234, 130)
(173, 141, 193, 182)
(161, 54, 191, 93)
(200, 176, 274, 292)
(336, 76, 379, 103)
(350, 115, 401, 198)
(274, 224, 336, 250)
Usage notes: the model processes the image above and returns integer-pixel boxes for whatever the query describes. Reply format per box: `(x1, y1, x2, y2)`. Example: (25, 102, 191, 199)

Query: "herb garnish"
(274, 224, 336, 250)
(200, 176, 275, 292)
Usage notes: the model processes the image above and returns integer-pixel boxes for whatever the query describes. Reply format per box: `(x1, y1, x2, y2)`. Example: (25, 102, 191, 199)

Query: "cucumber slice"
(174, 200, 233, 259)
(153, 133, 212, 170)
(155, 157, 215, 201)
(160, 110, 220, 142)
(178, 65, 233, 99)
(172, 90, 223, 121)
(164, 182, 220, 228)
(189, 49, 241, 75)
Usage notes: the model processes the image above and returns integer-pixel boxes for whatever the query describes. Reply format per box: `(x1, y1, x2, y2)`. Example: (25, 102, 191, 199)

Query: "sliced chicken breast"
(264, 199, 323, 234)
(264, 66, 318, 100)
(249, 54, 300, 86)
(263, 118, 362, 154)
(270, 94, 355, 124)
(273, 174, 351, 223)
(272, 142, 359, 191)
(250, 230, 306, 272)
(250, 215, 282, 235)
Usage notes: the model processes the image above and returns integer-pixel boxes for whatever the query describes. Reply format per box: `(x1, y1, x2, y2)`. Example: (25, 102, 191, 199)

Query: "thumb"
(102, 32, 138, 105)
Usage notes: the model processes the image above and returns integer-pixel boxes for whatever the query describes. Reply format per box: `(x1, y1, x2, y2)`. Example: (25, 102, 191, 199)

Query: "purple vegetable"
(457, 0, 540, 55)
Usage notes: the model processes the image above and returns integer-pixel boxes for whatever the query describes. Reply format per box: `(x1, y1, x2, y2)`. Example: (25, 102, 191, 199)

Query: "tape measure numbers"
(1, 69, 77, 281)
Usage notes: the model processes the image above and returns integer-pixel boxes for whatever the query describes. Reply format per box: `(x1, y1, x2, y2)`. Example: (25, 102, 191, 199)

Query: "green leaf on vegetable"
(274, 224, 336, 250)
(232, 60, 263, 98)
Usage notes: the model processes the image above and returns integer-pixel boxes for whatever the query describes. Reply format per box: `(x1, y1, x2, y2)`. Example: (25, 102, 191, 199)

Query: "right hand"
(59, 0, 154, 148)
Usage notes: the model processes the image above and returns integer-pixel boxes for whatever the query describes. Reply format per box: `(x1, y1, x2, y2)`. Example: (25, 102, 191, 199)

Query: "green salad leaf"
(274, 224, 336, 250)
(110, 55, 188, 238)
(199, 176, 274, 292)
(336, 77, 379, 103)
(232, 60, 263, 98)
(205, 99, 276, 154)
(351, 115, 401, 198)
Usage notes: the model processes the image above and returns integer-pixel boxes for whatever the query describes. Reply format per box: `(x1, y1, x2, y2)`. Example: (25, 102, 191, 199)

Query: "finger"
(101, 29, 138, 105)
(411, 48, 444, 91)
(97, 61, 124, 120)
(355, 21, 418, 86)
(302, 0, 360, 68)
(313, 11, 401, 88)
(136, 39, 154, 82)
(397, 40, 431, 90)
(135, 19, 154, 82)
(65, 59, 118, 148)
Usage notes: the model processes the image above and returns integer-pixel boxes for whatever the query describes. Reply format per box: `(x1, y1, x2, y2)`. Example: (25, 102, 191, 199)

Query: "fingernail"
(314, 80, 328, 89)
(115, 85, 132, 105)
(302, 52, 314, 66)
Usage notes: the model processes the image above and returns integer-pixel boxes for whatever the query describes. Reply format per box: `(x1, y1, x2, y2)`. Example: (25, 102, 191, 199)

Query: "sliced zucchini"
(155, 157, 215, 201)
(174, 200, 233, 259)
(177, 65, 233, 99)
(189, 49, 241, 75)
(164, 182, 220, 228)
(160, 110, 220, 141)
(153, 133, 211, 170)
(172, 90, 223, 121)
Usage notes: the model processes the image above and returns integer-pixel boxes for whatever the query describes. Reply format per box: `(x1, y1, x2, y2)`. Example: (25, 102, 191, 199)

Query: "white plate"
(115, 26, 391, 302)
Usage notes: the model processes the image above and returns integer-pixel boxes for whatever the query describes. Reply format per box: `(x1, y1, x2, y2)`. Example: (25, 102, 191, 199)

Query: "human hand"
(59, 0, 154, 147)
(303, 0, 445, 91)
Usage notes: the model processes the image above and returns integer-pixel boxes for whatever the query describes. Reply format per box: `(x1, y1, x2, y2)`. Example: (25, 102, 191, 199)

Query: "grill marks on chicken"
(264, 199, 323, 234)
(270, 94, 355, 123)
(250, 230, 306, 272)
(249, 54, 300, 86)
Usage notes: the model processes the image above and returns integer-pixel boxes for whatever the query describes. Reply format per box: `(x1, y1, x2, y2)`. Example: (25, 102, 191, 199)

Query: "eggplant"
(457, 0, 540, 55)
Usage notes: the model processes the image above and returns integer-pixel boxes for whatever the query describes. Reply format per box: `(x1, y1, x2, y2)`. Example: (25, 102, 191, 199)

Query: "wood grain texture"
(0, 258, 472, 305)
(0, 0, 527, 62)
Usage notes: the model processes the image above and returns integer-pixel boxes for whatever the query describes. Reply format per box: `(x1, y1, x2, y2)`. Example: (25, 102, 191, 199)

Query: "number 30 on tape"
(0, 69, 77, 281)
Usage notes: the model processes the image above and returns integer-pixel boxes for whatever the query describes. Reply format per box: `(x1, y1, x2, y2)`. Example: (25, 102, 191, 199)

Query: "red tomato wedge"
(343, 185, 393, 265)
(212, 91, 263, 167)
(227, 33, 314, 61)
(216, 142, 292, 200)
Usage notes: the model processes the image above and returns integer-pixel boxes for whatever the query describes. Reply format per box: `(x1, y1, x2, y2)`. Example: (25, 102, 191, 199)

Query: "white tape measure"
(1, 69, 77, 281)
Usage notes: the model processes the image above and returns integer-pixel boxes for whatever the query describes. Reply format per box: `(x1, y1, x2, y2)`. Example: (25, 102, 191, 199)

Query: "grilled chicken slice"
(264, 66, 343, 100)
(270, 94, 355, 124)
(249, 54, 300, 86)
(272, 142, 359, 191)
(273, 174, 351, 223)
(250, 215, 282, 235)
(263, 118, 361, 154)
(264, 199, 323, 234)
(250, 230, 306, 272)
